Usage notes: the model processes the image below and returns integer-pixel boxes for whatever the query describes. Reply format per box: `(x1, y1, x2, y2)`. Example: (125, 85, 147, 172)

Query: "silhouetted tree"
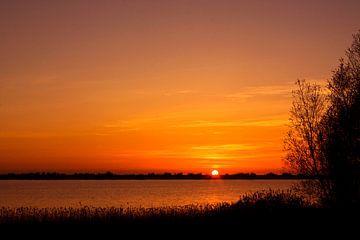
(285, 31, 360, 207)
(284, 79, 328, 200)
(321, 31, 360, 207)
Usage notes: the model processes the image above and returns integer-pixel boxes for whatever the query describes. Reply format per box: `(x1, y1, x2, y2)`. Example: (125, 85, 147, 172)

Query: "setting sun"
(211, 170, 219, 176)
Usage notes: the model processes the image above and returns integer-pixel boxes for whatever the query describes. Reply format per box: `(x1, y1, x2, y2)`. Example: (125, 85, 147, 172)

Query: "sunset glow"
(211, 170, 219, 176)
(1, 0, 359, 174)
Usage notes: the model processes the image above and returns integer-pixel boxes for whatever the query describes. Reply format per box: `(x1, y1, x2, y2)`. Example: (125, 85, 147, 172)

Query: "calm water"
(0, 180, 298, 208)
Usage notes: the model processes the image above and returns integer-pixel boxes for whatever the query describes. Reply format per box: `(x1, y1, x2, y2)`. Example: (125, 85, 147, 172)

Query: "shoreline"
(0, 172, 311, 180)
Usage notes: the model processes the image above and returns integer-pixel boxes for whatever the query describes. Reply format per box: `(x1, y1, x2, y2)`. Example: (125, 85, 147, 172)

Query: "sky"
(0, 0, 359, 174)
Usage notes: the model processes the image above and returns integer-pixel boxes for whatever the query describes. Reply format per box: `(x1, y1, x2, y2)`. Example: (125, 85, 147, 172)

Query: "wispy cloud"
(133, 88, 196, 97)
(101, 115, 176, 131)
(222, 84, 293, 102)
(176, 121, 240, 128)
(100, 116, 288, 135)
(229, 80, 327, 99)
(190, 144, 259, 160)
(99, 82, 297, 134)
(111, 143, 259, 161)
(175, 117, 288, 128)
(102, 121, 141, 132)
(130, 83, 296, 101)
(192, 144, 257, 151)
(103, 124, 140, 131)
(98, 115, 288, 137)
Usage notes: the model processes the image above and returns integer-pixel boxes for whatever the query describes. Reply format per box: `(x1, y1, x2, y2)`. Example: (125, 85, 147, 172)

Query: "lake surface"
(0, 180, 298, 208)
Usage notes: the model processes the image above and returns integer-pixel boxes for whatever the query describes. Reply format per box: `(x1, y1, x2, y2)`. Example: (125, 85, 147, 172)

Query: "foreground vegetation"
(1, 190, 358, 238)
(0, 190, 327, 225)
(0, 194, 357, 240)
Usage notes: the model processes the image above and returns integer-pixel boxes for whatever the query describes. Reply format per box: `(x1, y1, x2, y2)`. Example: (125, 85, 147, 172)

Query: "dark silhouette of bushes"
(235, 190, 314, 209)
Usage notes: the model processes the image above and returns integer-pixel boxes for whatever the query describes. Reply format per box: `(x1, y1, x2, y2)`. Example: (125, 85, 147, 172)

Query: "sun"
(211, 169, 219, 176)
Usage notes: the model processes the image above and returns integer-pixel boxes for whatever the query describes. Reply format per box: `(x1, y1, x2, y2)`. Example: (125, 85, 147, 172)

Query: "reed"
(0, 190, 315, 224)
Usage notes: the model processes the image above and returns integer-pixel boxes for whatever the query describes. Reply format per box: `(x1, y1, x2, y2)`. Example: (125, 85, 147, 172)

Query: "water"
(0, 180, 298, 208)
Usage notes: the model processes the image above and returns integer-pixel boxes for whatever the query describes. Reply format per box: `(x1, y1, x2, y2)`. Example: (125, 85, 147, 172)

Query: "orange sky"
(1, 0, 359, 174)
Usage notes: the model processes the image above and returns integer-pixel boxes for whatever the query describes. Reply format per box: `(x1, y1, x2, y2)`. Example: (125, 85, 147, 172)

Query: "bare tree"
(284, 31, 360, 207)
(284, 79, 328, 200)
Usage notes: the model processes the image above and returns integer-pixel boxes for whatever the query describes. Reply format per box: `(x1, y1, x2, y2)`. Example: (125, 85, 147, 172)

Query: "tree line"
(0, 172, 306, 180)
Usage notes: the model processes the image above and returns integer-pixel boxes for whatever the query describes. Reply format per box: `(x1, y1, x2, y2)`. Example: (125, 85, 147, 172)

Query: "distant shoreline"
(0, 172, 312, 180)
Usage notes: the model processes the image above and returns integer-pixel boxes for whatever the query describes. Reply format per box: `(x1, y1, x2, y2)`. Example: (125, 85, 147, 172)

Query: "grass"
(0, 190, 314, 225)
(1, 190, 357, 238)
